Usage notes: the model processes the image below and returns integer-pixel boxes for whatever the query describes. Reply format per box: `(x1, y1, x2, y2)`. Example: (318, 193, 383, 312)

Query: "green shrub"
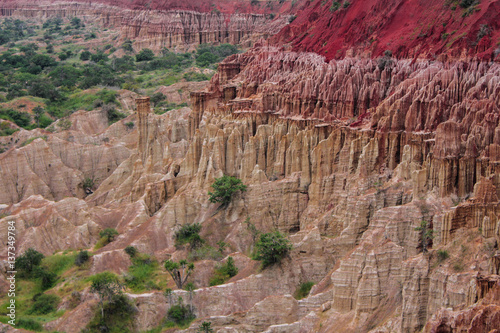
(254, 231, 292, 268)
(294, 281, 314, 299)
(103, 104, 125, 124)
(209, 256, 238, 286)
(167, 298, 195, 325)
(34, 265, 58, 290)
(122, 39, 134, 52)
(188, 245, 223, 262)
(198, 321, 214, 333)
(415, 220, 433, 253)
(99, 228, 119, 243)
(0, 108, 31, 128)
(150, 92, 165, 106)
(136, 48, 155, 62)
(164, 260, 194, 289)
(175, 223, 203, 249)
(208, 175, 247, 206)
(90, 51, 107, 63)
(38, 114, 53, 128)
(437, 249, 449, 263)
(124, 254, 159, 292)
(16, 248, 44, 277)
(75, 250, 90, 266)
(195, 44, 238, 67)
(330, 1, 341, 12)
(85, 294, 136, 333)
(0, 126, 18, 136)
(27, 293, 60, 315)
(216, 240, 227, 253)
(83, 177, 94, 190)
(42, 253, 75, 275)
(29, 78, 62, 102)
(17, 318, 43, 331)
(183, 71, 210, 82)
(195, 52, 218, 67)
(125, 121, 134, 129)
(95, 228, 119, 250)
(460, 0, 478, 8)
(124, 246, 138, 258)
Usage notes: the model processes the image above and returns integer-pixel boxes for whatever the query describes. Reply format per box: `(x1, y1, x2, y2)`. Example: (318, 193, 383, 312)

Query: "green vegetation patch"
(294, 281, 314, 299)
(209, 256, 238, 286)
(124, 254, 160, 292)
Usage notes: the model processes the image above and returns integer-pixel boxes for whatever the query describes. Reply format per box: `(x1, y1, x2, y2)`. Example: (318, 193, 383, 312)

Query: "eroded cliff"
(0, 0, 291, 52)
(1, 43, 498, 331)
(0, 1, 499, 332)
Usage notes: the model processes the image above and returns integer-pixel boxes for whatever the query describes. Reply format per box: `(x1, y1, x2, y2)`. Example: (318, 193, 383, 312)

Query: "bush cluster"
(195, 44, 239, 67)
(254, 231, 292, 268)
(209, 256, 238, 286)
(175, 223, 203, 249)
(208, 175, 247, 206)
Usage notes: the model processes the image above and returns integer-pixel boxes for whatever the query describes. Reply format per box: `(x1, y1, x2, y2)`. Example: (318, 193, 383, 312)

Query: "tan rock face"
(0, 132, 131, 204)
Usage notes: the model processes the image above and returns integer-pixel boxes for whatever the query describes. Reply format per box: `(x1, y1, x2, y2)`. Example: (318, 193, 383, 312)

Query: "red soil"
(273, 0, 500, 61)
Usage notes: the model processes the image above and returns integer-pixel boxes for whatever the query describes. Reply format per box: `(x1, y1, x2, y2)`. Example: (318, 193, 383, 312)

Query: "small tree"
(208, 175, 247, 206)
(175, 223, 203, 249)
(136, 48, 154, 62)
(209, 256, 238, 286)
(80, 50, 91, 61)
(415, 220, 433, 253)
(16, 248, 44, 276)
(90, 271, 124, 318)
(167, 296, 195, 325)
(198, 322, 214, 333)
(164, 288, 174, 306)
(33, 106, 44, 127)
(244, 217, 260, 244)
(99, 228, 119, 243)
(74, 250, 90, 266)
(150, 92, 165, 106)
(254, 231, 292, 268)
(164, 259, 194, 289)
(184, 282, 195, 313)
(216, 240, 227, 253)
(124, 246, 138, 258)
(70, 17, 82, 28)
(34, 266, 57, 290)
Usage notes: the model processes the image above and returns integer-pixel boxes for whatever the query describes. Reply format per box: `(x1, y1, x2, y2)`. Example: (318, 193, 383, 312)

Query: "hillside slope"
(275, 0, 500, 61)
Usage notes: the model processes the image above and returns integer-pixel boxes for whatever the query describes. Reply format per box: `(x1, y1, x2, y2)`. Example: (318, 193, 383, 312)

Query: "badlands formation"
(0, 0, 500, 332)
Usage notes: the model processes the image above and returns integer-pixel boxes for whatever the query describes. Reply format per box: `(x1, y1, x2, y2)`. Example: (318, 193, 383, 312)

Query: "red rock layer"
(274, 0, 500, 61)
(208, 45, 500, 142)
(424, 275, 500, 333)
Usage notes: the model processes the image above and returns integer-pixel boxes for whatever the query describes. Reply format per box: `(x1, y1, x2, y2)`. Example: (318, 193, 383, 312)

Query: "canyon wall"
(0, 0, 291, 51)
(0, 46, 498, 331)
(46, 45, 497, 332)
(0, 1, 499, 332)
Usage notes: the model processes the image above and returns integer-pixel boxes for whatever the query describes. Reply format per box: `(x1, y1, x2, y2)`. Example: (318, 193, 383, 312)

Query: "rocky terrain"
(0, 0, 291, 52)
(276, 0, 500, 61)
(0, 0, 500, 333)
